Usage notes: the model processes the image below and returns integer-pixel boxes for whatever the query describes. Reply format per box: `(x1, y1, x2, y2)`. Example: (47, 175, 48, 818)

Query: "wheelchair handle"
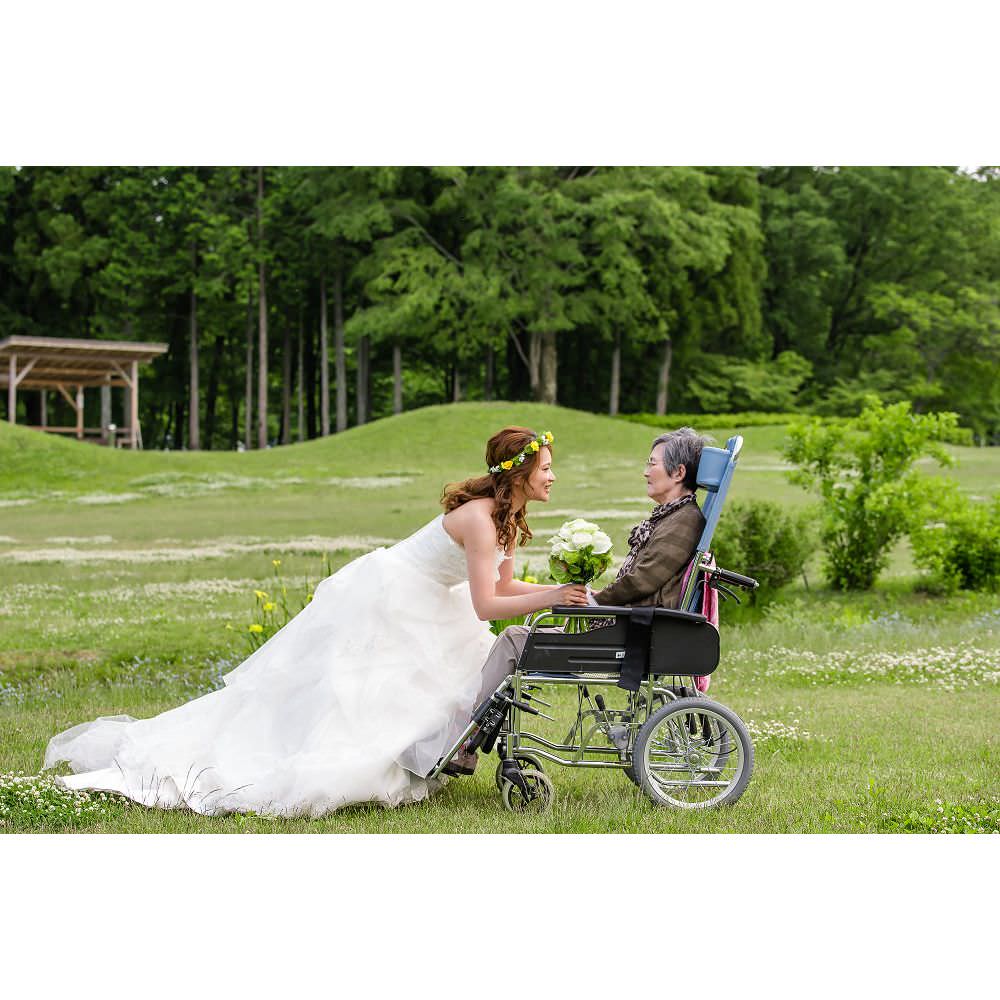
(710, 567, 758, 591)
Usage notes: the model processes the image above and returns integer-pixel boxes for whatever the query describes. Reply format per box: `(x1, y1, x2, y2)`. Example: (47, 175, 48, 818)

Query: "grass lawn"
(1, 403, 998, 833)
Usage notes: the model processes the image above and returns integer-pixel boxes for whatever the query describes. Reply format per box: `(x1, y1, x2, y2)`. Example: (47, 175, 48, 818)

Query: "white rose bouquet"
(548, 518, 614, 585)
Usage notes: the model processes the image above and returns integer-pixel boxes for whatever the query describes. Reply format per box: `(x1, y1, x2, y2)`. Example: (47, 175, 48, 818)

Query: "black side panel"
(518, 613, 720, 677)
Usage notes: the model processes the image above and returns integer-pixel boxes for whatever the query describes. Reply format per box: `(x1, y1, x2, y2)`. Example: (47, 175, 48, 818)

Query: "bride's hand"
(554, 583, 589, 606)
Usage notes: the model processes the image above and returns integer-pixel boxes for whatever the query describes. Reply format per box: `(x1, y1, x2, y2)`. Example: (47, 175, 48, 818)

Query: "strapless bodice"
(387, 514, 507, 587)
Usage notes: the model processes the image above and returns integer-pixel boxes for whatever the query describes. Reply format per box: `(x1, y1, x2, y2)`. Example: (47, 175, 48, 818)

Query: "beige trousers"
(474, 624, 564, 706)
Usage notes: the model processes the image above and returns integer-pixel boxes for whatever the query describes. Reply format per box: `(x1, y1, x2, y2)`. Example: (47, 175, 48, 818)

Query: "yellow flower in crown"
(488, 430, 554, 474)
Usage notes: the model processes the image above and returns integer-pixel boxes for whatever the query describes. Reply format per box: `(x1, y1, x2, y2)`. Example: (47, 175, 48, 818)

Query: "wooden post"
(7, 353, 15, 422)
(100, 380, 111, 444)
(40, 389, 47, 428)
(75, 385, 84, 439)
(130, 360, 139, 449)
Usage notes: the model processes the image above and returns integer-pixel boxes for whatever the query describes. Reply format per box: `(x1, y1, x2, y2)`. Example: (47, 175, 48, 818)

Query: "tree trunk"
(393, 341, 402, 414)
(538, 330, 557, 405)
(334, 269, 347, 433)
(297, 311, 305, 443)
(228, 376, 239, 450)
(655, 333, 672, 416)
(244, 284, 253, 449)
(204, 332, 224, 449)
(484, 343, 494, 401)
(609, 330, 621, 416)
(319, 274, 330, 436)
(356, 335, 369, 426)
(528, 331, 541, 398)
(452, 361, 462, 402)
(188, 287, 200, 450)
(256, 166, 268, 450)
(281, 322, 292, 445)
(305, 318, 317, 439)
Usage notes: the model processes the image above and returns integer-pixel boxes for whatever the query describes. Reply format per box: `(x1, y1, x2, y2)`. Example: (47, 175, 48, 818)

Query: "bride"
(43, 426, 589, 816)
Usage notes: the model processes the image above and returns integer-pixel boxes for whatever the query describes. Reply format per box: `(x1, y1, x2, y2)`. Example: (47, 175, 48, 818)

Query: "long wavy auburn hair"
(441, 426, 548, 551)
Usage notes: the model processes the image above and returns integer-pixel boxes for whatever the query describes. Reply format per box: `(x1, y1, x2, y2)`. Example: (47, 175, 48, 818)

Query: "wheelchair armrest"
(551, 604, 707, 624)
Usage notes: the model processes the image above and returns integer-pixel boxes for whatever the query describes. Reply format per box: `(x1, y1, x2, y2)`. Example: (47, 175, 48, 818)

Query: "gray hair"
(651, 427, 712, 490)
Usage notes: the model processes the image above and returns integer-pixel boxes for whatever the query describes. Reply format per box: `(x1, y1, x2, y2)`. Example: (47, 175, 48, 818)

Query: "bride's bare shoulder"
(442, 498, 497, 547)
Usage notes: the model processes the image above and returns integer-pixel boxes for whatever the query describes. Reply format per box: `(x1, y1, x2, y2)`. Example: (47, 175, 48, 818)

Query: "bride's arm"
(494, 548, 560, 596)
(463, 512, 586, 621)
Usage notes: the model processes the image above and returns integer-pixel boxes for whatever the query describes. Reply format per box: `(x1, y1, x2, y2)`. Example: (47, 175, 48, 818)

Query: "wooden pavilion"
(0, 335, 168, 449)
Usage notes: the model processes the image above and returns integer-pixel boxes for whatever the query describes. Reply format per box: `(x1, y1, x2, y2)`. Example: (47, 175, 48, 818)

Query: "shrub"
(911, 488, 1000, 593)
(783, 397, 958, 590)
(711, 500, 815, 601)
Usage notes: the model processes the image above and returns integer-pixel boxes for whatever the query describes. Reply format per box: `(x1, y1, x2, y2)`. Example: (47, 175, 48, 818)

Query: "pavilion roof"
(0, 335, 169, 389)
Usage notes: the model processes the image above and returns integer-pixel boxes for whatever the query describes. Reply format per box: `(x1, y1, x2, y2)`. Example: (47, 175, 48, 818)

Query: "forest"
(1, 166, 998, 448)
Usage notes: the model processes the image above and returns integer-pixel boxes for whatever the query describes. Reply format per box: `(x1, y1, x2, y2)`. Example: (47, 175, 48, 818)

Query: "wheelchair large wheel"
(633, 697, 753, 809)
(495, 752, 544, 792)
(500, 768, 554, 813)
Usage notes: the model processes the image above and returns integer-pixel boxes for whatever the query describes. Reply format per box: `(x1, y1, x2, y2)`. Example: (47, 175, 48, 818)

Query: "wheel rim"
(501, 768, 554, 812)
(641, 706, 747, 809)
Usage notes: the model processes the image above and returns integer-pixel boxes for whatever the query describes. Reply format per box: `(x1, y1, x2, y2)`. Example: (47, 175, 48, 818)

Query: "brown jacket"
(592, 501, 705, 610)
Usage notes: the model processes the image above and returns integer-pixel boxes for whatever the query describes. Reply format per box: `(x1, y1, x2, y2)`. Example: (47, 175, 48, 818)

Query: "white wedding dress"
(44, 515, 506, 816)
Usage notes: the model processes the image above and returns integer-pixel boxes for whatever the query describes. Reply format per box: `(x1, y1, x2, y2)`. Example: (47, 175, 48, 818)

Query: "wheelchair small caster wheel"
(500, 768, 554, 813)
(495, 752, 544, 792)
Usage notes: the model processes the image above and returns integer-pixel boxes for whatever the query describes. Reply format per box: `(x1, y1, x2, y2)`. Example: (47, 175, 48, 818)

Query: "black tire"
(633, 697, 753, 809)
(500, 768, 554, 812)
(495, 752, 544, 792)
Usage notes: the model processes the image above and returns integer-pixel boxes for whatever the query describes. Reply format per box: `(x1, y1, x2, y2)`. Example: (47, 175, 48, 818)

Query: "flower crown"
(488, 431, 554, 474)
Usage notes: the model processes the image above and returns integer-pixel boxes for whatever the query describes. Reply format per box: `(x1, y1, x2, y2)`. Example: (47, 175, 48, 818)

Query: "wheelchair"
(431, 435, 759, 812)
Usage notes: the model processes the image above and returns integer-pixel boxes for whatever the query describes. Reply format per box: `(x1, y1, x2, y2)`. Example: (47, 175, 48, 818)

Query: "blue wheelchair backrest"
(695, 434, 743, 553)
(677, 435, 743, 613)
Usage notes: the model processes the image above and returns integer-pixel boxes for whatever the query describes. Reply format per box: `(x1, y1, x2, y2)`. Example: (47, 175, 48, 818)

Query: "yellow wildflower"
(225, 624, 234, 631)
(263, 601, 276, 612)
(248, 624, 264, 633)
(272, 559, 281, 567)
(254, 590, 268, 600)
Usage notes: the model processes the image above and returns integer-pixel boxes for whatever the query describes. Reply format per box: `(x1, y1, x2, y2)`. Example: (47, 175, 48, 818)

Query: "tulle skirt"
(43, 547, 497, 816)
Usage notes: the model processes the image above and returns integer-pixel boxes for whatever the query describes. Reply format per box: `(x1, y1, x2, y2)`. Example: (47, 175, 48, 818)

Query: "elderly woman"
(589, 426, 708, 610)
(446, 426, 709, 775)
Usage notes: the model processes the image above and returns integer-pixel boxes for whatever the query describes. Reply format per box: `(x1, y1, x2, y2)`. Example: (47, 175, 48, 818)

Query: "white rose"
(559, 524, 575, 540)
(571, 531, 594, 547)
(591, 531, 612, 554)
(579, 520, 599, 533)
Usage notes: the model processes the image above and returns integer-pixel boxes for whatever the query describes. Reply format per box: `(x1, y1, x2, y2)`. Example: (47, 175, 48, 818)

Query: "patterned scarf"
(614, 492, 697, 581)
(582, 492, 697, 633)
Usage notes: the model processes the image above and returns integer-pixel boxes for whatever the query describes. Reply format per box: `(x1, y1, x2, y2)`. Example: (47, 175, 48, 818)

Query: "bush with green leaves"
(911, 488, 1000, 594)
(783, 398, 959, 590)
(711, 500, 816, 601)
